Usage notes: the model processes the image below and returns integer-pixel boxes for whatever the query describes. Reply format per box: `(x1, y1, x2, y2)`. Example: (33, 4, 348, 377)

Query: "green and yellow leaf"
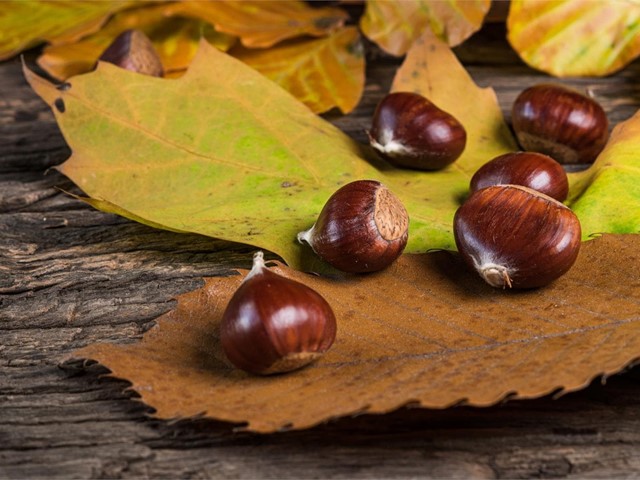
(0, 0, 138, 61)
(24, 33, 639, 271)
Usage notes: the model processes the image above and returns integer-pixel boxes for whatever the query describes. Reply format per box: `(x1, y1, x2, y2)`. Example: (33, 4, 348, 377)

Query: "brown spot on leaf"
(54, 98, 65, 113)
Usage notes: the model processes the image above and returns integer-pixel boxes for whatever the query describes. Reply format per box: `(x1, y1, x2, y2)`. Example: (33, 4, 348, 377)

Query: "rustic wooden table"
(2, 23, 640, 479)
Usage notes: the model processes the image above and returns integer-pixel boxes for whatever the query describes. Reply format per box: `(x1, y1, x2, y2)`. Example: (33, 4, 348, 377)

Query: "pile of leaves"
(4, 0, 640, 114)
(4, 0, 640, 431)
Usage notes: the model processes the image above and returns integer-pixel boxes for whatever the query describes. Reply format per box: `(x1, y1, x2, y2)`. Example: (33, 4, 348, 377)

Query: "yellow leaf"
(23, 34, 517, 270)
(37, 3, 236, 80)
(507, 0, 640, 77)
(360, 0, 490, 56)
(231, 27, 365, 114)
(391, 30, 518, 172)
(175, 0, 349, 48)
(0, 0, 138, 61)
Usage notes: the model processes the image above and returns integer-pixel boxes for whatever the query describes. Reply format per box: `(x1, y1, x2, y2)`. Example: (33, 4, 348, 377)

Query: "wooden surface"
(2, 23, 640, 479)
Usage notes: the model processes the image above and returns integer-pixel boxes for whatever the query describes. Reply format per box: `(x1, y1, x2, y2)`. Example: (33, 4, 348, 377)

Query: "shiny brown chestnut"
(99, 29, 163, 77)
(368, 92, 467, 170)
(470, 151, 569, 202)
(220, 252, 337, 375)
(297, 180, 409, 273)
(454, 185, 581, 289)
(511, 84, 608, 165)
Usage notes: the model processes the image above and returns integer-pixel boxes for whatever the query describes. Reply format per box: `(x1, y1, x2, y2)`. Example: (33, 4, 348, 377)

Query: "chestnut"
(454, 185, 581, 289)
(99, 29, 163, 77)
(470, 151, 569, 202)
(511, 84, 609, 165)
(297, 180, 409, 273)
(220, 251, 337, 375)
(368, 92, 467, 171)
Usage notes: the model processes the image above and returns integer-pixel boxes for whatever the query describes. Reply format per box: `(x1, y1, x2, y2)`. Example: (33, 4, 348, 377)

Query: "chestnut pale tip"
(368, 128, 415, 159)
(477, 263, 513, 289)
(245, 250, 266, 280)
(373, 185, 410, 241)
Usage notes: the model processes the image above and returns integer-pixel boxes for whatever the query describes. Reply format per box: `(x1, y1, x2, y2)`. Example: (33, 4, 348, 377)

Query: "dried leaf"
(70, 234, 640, 432)
(507, 0, 640, 77)
(231, 27, 364, 114)
(175, 0, 349, 48)
(0, 0, 137, 61)
(360, 0, 491, 56)
(37, 3, 236, 80)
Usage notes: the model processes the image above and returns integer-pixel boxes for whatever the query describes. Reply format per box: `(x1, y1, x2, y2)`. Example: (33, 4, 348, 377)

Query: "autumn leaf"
(0, 0, 138, 61)
(37, 3, 236, 80)
(34, 1, 357, 109)
(507, 0, 640, 77)
(24, 35, 515, 270)
(391, 30, 517, 173)
(175, 0, 349, 48)
(360, 0, 491, 56)
(391, 30, 640, 238)
(231, 27, 365, 114)
(569, 116, 640, 235)
(24, 32, 639, 272)
(68, 234, 640, 432)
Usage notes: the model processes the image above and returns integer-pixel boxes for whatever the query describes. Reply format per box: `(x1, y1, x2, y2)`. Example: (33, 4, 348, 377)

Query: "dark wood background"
(2, 21, 640, 479)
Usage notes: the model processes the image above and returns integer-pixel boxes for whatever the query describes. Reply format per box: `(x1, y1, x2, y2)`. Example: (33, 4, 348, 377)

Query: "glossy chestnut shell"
(297, 180, 409, 273)
(470, 151, 569, 202)
(511, 84, 608, 165)
(454, 185, 581, 289)
(220, 252, 337, 375)
(99, 29, 163, 77)
(368, 92, 467, 170)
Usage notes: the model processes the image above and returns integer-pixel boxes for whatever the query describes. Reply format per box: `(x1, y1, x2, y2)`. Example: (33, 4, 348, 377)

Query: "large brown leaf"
(70, 235, 640, 432)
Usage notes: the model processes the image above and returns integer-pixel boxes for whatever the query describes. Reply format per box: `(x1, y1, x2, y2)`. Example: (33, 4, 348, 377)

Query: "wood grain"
(2, 24, 640, 478)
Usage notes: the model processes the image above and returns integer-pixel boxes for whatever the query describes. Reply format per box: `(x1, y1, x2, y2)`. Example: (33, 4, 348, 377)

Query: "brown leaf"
(69, 235, 640, 432)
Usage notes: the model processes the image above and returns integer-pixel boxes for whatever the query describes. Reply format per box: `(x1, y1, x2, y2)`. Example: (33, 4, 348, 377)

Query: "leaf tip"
(22, 57, 60, 107)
